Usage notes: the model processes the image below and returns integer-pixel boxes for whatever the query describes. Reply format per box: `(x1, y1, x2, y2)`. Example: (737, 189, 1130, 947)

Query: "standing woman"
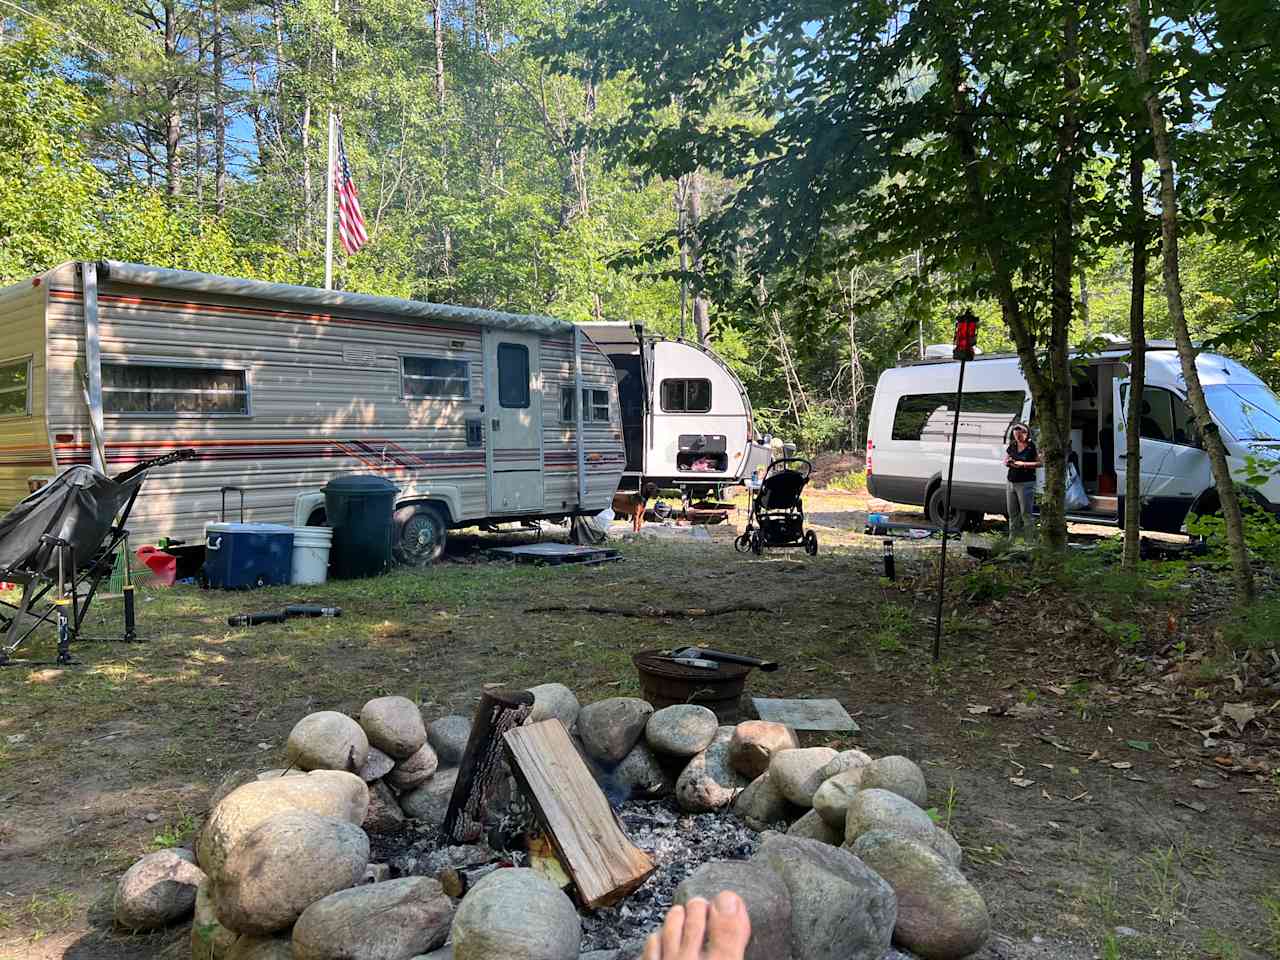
(1004, 423, 1042, 539)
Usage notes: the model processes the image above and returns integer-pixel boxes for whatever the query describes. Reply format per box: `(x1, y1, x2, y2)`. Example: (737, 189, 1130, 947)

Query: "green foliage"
(827, 470, 867, 493)
(1217, 598, 1280, 655)
(1187, 497, 1280, 565)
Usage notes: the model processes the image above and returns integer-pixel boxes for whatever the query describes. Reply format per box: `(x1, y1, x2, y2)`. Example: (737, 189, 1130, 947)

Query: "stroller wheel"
(803, 530, 818, 556)
(750, 531, 764, 555)
(734, 532, 752, 554)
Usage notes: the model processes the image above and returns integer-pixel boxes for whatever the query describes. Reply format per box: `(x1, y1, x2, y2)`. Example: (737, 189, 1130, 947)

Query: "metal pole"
(323, 0, 338, 290)
(932, 357, 968, 662)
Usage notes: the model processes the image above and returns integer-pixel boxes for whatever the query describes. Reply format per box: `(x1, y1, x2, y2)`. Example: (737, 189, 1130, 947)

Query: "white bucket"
(291, 526, 333, 585)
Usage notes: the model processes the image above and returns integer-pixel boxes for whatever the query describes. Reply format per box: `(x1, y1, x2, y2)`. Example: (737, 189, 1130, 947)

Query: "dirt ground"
(1, 487, 1277, 960)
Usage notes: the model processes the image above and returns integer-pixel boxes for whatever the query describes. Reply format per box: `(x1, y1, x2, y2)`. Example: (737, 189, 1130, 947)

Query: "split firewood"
(503, 719, 655, 909)
(443, 688, 534, 844)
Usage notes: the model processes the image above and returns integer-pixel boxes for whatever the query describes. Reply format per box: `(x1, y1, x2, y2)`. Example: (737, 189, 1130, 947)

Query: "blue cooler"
(203, 523, 295, 589)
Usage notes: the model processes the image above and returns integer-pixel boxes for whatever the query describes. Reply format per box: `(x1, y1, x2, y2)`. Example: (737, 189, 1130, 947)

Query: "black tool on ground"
(228, 604, 343, 626)
(734, 458, 818, 556)
(669, 646, 779, 673)
(883, 539, 896, 580)
(0, 449, 196, 667)
(284, 604, 343, 618)
(227, 611, 288, 626)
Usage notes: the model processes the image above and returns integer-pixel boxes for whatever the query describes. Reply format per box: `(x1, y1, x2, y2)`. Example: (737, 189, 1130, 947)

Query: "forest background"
(1, 0, 1277, 453)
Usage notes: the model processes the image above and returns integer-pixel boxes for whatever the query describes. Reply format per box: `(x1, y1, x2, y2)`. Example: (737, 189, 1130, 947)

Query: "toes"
(643, 931, 662, 960)
(680, 898, 709, 957)
(660, 903, 686, 959)
(705, 891, 751, 960)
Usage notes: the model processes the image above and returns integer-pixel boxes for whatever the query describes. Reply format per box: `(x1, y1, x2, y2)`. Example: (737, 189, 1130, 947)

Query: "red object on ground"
(136, 545, 177, 586)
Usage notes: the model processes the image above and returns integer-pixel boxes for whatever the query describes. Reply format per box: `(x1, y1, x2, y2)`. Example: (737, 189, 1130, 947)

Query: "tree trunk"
(1122, 132, 1148, 569)
(164, 0, 182, 197)
(686, 171, 711, 346)
(1040, 4, 1081, 552)
(434, 0, 452, 275)
(1077, 268, 1090, 337)
(213, 0, 225, 213)
(302, 89, 313, 246)
(1127, 0, 1255, 601)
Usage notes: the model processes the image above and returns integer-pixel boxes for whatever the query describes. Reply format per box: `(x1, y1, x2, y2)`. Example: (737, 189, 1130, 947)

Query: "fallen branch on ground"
(524, 601, 774, 618)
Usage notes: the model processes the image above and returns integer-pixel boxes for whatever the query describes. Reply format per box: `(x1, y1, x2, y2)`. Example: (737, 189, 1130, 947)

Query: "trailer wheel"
(394, 503, 448, 566)
(734, 532, 752, 554)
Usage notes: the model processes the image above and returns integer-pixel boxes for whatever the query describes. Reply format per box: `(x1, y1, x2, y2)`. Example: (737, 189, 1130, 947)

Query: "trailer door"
(484, 332, 544, 513)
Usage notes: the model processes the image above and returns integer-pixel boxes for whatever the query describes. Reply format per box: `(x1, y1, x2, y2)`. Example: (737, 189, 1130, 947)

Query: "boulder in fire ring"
(673, 860, 792, 960)
(286, 711, 370, 773)
(728, 721, 798, 779)
(113, 848, 206, 931)
(359, 696, 428, 761)
(577, 697, 654, 765)
(676, 726, 750, 813)
(450, 867, 581, 960)
(645, 704, 718, 757)
(769, 747, 838, 807)
(292, 877, 454, 960)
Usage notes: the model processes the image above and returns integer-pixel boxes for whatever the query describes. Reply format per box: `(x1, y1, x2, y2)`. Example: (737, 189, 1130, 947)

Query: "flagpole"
(323, 0, 339, 291)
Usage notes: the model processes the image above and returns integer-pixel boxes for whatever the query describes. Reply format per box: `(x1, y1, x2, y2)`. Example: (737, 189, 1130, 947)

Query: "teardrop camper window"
(661, 378, 711, 413)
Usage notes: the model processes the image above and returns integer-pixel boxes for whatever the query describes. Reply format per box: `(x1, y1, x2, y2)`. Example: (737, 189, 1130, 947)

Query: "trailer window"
(661, 378, 711, 413)
(560, 386, 576, 422)
(891, 390, 1025, 441)
(0, 357, 31, 417)
(102, 363, 248, 415)
(403, 356, 470, 400)
(588, 388, 610, 422)
(496, 343, 530, 408)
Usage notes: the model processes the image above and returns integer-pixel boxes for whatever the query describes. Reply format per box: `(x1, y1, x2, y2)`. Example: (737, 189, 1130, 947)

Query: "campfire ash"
(370, 797, 761, 951)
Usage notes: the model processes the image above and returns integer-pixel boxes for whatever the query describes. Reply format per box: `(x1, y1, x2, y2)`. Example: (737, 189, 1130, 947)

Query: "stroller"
(735, 458, 818, 556)
(0, 449, 195, 666)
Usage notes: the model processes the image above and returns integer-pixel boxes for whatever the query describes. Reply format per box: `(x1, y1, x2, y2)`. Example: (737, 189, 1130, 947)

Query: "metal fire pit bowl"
(633, 650, 752, 723)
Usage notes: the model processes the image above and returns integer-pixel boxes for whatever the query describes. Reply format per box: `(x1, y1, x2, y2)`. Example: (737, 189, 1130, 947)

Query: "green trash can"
(322, 474, 398, 579)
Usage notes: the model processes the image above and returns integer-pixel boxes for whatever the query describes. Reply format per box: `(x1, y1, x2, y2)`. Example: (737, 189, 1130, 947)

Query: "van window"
(496, 343, 530, 408)
(661, 378, 711, 413)
(103, 363, 248, 415)
(0, 357, 31, 417)
(1123, 386, 1198, 445)
(403, 356, 470, 399)
(891, 390, 1026, 441)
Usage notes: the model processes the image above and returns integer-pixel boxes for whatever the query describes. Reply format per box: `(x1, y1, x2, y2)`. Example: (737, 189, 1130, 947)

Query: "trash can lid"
(205, 522, 296, 534)
(321, 474, 400, 495)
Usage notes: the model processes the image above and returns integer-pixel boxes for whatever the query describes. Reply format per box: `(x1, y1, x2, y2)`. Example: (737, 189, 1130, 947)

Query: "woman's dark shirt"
(1006, 442, 1038, 483)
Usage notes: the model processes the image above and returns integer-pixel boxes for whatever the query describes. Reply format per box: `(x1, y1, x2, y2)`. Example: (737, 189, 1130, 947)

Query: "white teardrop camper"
(0, 261, 626, 562)
(579, 323, 771, 498)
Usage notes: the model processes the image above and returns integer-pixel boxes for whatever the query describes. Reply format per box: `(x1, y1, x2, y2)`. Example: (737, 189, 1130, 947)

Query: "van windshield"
(1205, 384, 1280, 442)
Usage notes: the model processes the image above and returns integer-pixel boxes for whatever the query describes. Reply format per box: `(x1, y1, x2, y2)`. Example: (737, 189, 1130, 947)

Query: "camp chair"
(0, 449, 195, 666)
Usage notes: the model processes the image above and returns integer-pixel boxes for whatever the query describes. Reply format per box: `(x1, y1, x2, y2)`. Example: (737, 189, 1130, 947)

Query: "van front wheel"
(926, 486, 971, 533)
(394, 503, 449, 566)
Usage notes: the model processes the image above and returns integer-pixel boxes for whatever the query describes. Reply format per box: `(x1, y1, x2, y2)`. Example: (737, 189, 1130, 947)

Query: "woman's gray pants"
(1006, 481, 1036, 536)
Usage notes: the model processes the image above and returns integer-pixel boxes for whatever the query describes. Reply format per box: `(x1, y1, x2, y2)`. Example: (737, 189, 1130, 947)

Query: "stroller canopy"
(0, 467, 140, 579)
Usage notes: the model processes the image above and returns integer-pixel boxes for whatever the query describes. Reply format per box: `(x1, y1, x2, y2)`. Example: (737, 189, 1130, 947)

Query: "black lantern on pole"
(932, 310, 979, 662)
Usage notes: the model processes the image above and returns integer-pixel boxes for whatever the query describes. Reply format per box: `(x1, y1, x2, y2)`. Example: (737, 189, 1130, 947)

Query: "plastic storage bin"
(322, 475, 397, 579)
(204, 523, 294, 589)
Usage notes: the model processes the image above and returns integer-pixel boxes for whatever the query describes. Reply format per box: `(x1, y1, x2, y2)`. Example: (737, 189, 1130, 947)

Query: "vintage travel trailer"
(579, 323, 771, 499)
(866, 340, 1280, 532)
(0, 261, 626, 562)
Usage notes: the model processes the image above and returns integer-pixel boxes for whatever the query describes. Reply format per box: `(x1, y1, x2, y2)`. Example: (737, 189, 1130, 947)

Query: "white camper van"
(866, 342, 1280, 533)
(579, 323, 771, 497)
(0, 261, 626, 562)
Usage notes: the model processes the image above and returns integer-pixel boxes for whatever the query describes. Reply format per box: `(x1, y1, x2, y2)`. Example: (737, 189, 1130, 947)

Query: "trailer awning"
(97, 261, 574, 336)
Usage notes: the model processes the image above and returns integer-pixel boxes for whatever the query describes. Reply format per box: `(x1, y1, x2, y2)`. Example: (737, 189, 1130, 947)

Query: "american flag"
(334, 122, 369, 256)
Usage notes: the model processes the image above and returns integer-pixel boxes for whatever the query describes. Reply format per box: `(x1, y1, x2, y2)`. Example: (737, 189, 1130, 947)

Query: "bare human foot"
(641, 890, 752, 960)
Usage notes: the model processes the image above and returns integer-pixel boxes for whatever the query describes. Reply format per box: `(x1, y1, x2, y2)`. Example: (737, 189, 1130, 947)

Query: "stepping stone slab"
(852, 830, 989, 960)
(753, 833, 897, 960)
(728, 721, 798, 779)
(292, 877, 454, 960)
(286, 711, 370, 773)
(213, 810, 368, 936)
(673, 860, 792, 960)
(577, 697, 654, 765)
(114, 848, 205, 931)
(769, 746, 838, 807)
(645, 704, 718, 757)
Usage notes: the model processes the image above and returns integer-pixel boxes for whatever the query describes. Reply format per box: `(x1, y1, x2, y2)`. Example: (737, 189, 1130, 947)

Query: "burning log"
(443, 688, 534, 844)
(503, 719, 655, 909)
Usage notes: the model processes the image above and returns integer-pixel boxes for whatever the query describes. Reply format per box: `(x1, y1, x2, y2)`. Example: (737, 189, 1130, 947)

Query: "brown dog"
(612, 482, 659, 532)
